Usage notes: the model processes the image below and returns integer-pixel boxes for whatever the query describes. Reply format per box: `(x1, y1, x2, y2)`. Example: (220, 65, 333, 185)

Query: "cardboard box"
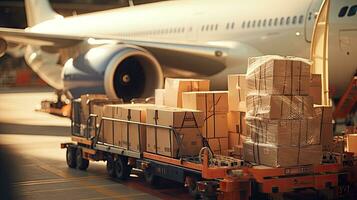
(309, 74, 322, 104)
(155, 89, 165, 105)
(248, 56, 310, 78)
(228, 74, 247, 112)
(243, 140, 299, 167)
(227, 111, 246, 135)
(115, 104, 154, 152)
(314, 105, 333, 124)
(146, 127, 203, 157)
(102, 105, 115, 144)
(299, 145, 322, 165)
(321, 123, 333, 151)
(208, 137, 229, 155)
(246, 95, 313, 119)
(182, 91, 228, 113)
(247, 117, 320, 146)
(146, 106, 204, 128)
(202, 112, 228, 138)
(228, 132, 246, 149)
(146, 106, 205, 158)
(164, 78, 210, 107)
(247, 56, 311, 96)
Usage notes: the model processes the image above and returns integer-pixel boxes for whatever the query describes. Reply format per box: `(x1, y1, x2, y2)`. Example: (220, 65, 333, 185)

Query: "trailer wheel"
(76, 148, 89, 170)
(106, 155, 116, 178)
(188, 178, 200, 199)
(144, 168, 160, 186)
(114, 156, 131, 180)
(66, 146, 77, 168)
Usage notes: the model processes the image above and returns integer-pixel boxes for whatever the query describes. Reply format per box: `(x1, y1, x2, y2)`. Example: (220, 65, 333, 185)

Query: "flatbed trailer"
(61, 106, 357, 200)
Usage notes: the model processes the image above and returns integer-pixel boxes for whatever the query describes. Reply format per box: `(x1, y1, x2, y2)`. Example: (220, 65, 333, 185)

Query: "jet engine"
(62, 44, 163, 101)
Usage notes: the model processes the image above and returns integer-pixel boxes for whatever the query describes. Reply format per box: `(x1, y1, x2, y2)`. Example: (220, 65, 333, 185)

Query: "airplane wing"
(0, 27, 231, 76)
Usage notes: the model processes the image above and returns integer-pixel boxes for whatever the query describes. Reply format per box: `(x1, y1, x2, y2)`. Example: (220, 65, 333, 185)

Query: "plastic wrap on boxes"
(246, 95, 314, 119)
(246, 55, 311, 96)
(243, 139, 322, 167)
(309, 74, 322, 104)
(246, 116, 320, 146)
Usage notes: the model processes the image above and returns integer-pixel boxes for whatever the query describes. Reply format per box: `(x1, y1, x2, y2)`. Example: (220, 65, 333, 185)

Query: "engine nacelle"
(63, 44, 163, 101)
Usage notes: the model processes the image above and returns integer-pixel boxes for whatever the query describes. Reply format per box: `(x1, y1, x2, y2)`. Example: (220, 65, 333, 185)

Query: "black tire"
(76, 148, 89, 170)
(114, 156, 131, 180)
(106, 155, 116, 178)
(188, 177, 200, 199)
(144, 168, 160, 186)
(66, 146, 77, 168)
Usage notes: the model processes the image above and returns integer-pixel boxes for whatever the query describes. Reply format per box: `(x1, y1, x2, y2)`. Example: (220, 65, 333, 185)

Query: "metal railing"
(90, 116, 187, 158)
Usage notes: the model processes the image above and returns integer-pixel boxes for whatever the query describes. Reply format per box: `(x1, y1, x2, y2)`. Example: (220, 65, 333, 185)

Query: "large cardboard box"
(80, 94, 108, 120)
(314, 105, 333, 124)
(309, 74, 322, 105)
(102, 105, 115, 144)
(146, 106, 204, 157)
(228, 74, 247, 112)
(243, 140, 298, 167)
(155, 89, 166, 105)
(208, 137, 229, 155)
(146, 127, 203, 157)
(202, 112, 228, 138)
(246, 95, 313, 119)
(164, 78, 210, 107)
(247, 117, 320, 146)
(247, 56, 310, 96)
(243, 140, 321, 167)
(182, 91, 228, 113)
(299, 145, 322, 165)
(346, 134, 357, 154)
(115, 104, 154, 152)
(227, 111, 247, 135)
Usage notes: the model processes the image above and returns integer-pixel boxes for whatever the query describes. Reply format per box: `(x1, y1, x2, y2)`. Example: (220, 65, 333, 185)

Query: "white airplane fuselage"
(18, 0, 357, 97)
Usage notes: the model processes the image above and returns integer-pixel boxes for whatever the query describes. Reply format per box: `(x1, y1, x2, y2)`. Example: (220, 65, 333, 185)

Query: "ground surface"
(0, 87, 189, 200)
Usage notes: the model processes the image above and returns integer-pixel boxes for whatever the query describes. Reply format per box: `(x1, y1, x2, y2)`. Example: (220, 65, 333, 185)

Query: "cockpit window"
(347, 5, 357, 17)
(339, 6, 349, 17)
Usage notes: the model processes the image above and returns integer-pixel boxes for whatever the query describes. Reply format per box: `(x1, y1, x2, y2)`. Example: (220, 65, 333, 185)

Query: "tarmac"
(0, 87, 189, 200)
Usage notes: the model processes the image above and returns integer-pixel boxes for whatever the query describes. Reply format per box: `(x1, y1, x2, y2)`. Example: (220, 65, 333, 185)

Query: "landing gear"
(76, 148, 89, 170)
(114, 156, 132, 180)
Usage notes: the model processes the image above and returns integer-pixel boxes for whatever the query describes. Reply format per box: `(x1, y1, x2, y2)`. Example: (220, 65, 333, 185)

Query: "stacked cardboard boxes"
(309, 74, 322, 105)
(146, 106, 204, 158)
(80, 94, 123, 137)
(314, 105, 333, 151)
(227, 74, 248, 157)
(163, 78, 210, 107)
(182, 91, 229, 155)
(244, 56, 322, 167)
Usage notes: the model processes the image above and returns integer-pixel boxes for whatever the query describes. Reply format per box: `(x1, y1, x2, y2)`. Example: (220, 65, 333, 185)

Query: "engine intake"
(104, 47, 163, 101)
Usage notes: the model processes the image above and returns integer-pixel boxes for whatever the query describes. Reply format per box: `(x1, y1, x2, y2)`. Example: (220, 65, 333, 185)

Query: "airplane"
(0, 0, 356, 102)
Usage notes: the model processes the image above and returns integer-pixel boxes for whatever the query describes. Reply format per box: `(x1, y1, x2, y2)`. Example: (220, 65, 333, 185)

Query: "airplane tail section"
(25, 0, 63, 27)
